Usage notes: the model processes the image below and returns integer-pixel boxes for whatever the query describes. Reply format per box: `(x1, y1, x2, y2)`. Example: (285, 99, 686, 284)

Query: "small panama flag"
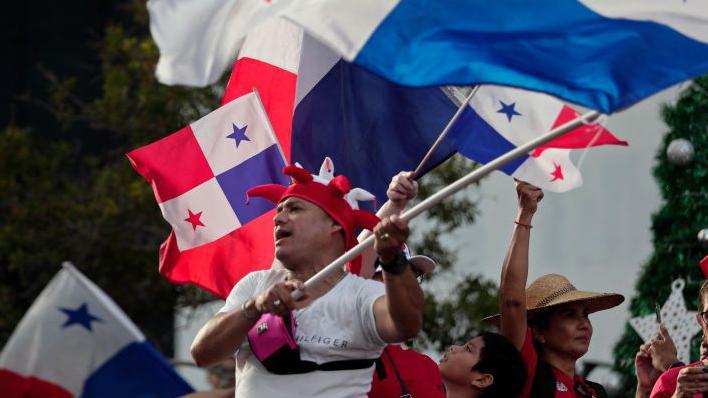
(127, 90, 289, 297)
(448, 85, 628, 192)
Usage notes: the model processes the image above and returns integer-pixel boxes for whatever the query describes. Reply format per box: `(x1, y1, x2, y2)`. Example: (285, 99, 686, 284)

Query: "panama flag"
(0, 263, 193, 398)
(127, 91, 289, 297)
(448, 85, 628, 192)
(279, 0, 708, 113)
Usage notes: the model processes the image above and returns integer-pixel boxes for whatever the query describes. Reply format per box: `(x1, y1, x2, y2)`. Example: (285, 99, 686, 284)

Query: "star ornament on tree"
(629, 279, 700, 363)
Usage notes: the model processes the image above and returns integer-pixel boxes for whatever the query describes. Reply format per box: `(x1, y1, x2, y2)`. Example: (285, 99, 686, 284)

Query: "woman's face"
(533, 303, 593, 360)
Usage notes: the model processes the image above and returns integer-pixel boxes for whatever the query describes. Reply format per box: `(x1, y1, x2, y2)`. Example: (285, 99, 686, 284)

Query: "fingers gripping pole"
(292, 111, 601, 300)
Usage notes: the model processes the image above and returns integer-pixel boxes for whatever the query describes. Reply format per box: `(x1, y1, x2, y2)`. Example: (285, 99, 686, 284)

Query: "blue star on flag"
(226, 123, 250, 147)
(59, 303, 102, 332)
(497, 100, 522, 122)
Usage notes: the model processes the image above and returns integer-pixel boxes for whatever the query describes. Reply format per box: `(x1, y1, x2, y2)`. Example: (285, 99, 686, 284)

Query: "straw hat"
(484, 274, 624, 322)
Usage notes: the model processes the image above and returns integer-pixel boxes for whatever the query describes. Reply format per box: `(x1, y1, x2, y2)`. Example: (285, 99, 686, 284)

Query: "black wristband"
(375, 252, 409, 275)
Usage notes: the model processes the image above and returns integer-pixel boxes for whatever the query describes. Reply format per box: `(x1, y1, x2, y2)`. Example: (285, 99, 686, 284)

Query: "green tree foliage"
(0, 1, 498, 356)
(0, 3, 217, 353)
(611, 77, 708, 397)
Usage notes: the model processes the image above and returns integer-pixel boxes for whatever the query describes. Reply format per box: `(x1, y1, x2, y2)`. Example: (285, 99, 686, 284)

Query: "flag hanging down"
(0, 263, 193, 398)
(448, 85, 628, 192)
(280, 0, 708, 113)
(127, 91, 289, 297)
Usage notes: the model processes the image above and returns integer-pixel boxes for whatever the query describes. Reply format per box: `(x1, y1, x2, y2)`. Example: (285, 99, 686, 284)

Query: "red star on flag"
(549, 163, 564, 182)
(184, 209, 205, 230)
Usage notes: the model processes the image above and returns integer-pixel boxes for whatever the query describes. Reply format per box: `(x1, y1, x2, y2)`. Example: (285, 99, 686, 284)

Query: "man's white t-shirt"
(218, 269, 387, 398)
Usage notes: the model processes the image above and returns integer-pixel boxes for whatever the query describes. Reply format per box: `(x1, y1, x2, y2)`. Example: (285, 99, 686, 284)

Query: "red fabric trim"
(0, 369, 73, 398)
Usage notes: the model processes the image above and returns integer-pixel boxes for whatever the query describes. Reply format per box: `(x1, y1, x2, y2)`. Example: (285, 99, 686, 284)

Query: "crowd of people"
(189, 161, 707, 398)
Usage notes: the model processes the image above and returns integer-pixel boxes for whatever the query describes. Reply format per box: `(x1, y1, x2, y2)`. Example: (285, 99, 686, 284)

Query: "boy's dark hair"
(473, 332, 527, 398)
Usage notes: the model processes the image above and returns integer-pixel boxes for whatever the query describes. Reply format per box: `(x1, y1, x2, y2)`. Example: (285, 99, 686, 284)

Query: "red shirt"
(368, 345, 445, 398)
(518, 328, 601, 398)
(650, 361, 703, 398)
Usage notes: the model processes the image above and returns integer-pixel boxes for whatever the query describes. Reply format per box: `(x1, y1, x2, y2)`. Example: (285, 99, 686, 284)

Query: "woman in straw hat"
(492, 181, 624, 398)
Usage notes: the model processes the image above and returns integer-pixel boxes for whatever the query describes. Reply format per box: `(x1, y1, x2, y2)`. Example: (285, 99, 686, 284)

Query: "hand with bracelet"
(515, 179, 543, 228)
(373, 215, 410, 274)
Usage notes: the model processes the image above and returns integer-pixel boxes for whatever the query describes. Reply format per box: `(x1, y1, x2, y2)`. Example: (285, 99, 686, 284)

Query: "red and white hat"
(247, 157, 380, 275)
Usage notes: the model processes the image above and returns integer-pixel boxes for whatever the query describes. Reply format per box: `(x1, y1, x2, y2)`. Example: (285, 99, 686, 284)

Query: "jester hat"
(247, 158, 380, 275)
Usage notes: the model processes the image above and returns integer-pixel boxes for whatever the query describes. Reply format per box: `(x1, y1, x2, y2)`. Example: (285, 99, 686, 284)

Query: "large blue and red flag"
(149, 0, 708, 113)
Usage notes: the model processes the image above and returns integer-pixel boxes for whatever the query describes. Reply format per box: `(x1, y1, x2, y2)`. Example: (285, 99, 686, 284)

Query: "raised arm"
(359, 171, 418, 279)
(371, 215, 424, 342)
(499, 181, 543, 350)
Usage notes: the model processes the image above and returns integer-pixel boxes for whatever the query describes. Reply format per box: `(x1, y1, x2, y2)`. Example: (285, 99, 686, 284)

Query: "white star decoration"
(629, 279, 701, 363)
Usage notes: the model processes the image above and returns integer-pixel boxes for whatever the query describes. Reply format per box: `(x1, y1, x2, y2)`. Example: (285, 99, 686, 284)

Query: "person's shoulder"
(650, 362, 700, 397)
(658, 361, 698, 381)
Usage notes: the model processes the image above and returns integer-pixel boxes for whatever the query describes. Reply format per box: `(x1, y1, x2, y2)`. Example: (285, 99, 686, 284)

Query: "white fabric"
(219, 269, 386, 398)
(0, 263, 144, 396)
(148, 0, 284, 86)
(512, 148, 582, 192)
(237, 18, 303, 74)
(469, 85, 564, 148)
(579, 0, 708, 44)
(191, 92, 282, 176)
(281, 0, 399, 61)
(294, 31, 340, 106)
(159, 178, 241, 250)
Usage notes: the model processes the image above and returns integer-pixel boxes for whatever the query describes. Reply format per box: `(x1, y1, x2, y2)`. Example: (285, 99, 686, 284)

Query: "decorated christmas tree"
(612, 76, 708, 397)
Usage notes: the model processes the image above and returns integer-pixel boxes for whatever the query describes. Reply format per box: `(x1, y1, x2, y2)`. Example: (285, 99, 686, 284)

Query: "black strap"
(384, 348, 411, 397)
(281, 357, 377, 374)
(374, 357, 387, 380)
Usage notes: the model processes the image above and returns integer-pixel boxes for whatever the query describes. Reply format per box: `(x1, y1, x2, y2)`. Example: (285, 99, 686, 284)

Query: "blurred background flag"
(147, 0, 278, 87)
(279, 0, 708, 113)
(127, 91, 289, 298)
(448, 85, 628, 192)
(0, 262, 193, 398)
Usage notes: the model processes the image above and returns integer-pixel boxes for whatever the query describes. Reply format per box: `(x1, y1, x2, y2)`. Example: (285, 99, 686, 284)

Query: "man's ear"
(470, 372, 494, 389)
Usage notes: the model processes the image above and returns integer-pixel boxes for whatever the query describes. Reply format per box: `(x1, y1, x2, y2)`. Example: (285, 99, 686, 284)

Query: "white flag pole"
(292, 110, 601, 300)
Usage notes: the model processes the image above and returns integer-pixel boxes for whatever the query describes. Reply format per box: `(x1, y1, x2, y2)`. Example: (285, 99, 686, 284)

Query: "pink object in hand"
(247, 313, 297, 362)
